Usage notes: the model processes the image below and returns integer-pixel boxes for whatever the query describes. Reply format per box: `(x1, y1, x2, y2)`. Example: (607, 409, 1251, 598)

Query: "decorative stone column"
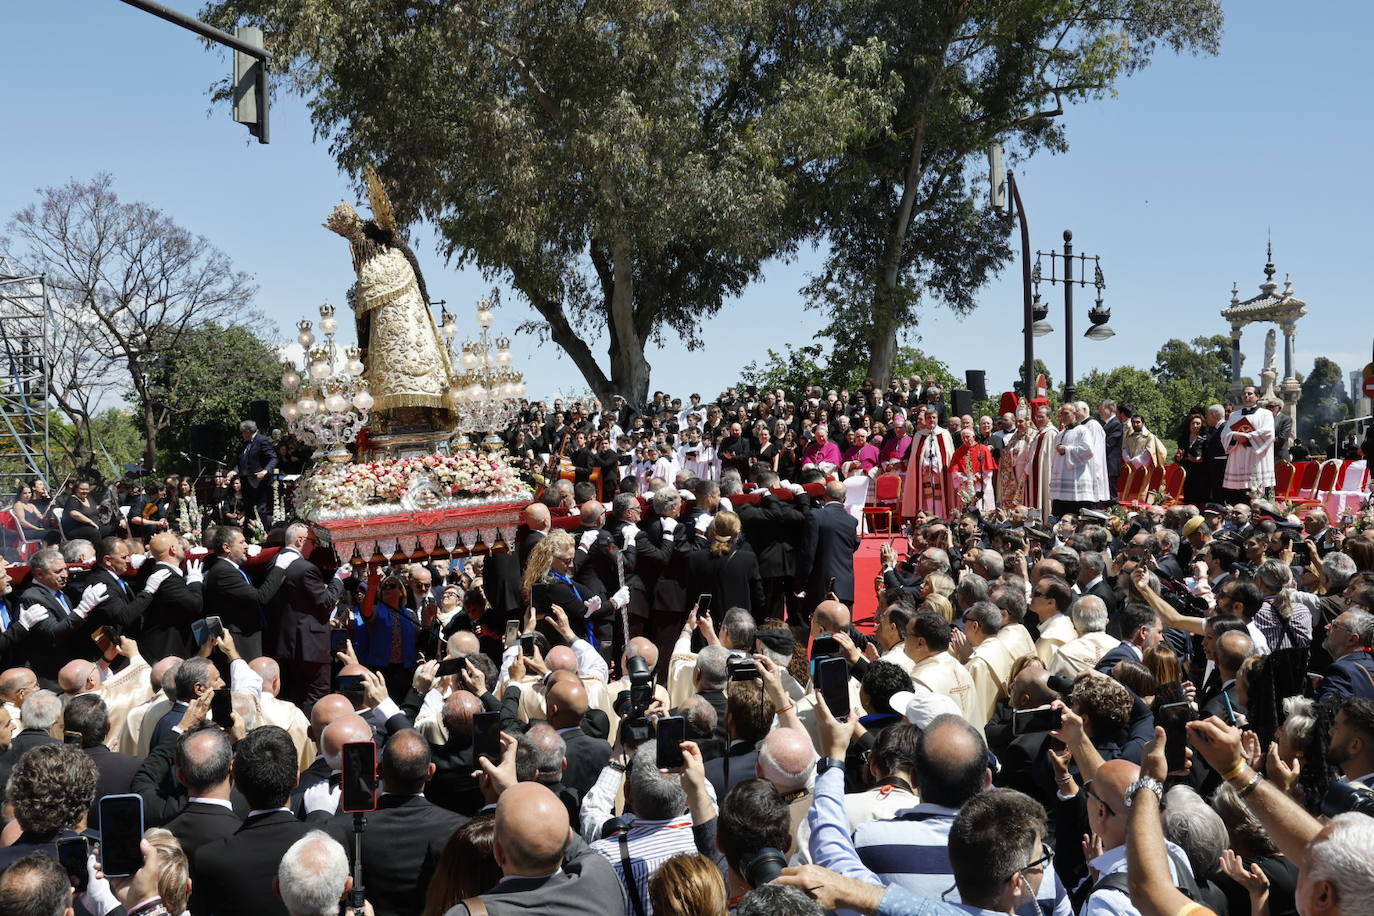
(1281, 322, 1296, 383)
(1280, 322, 1301, 425)
(1229, 324, 1244, 399)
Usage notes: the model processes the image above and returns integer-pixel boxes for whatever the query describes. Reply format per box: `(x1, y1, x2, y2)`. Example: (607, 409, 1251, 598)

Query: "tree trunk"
(605, 236, 651, 407)
(866, 322, 899, 389)
(142, 407, 159, 476)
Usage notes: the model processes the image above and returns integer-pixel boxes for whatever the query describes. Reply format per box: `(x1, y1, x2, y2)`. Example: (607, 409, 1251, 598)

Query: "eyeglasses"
(1082, 780, 1117, 817)
(1016, 841, 1055, 878)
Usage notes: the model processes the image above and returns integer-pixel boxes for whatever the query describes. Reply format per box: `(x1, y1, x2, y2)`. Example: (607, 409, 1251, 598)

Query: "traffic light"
(232, 26, 269, 143)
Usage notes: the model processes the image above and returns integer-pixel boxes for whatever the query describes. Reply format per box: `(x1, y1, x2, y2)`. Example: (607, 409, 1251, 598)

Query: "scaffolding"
(0, 263, 52, 496)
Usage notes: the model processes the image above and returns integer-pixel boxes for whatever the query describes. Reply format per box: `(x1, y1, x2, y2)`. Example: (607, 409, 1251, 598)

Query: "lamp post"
(1033, 231, 1111, 403)
(1004, 171, 1036, 401)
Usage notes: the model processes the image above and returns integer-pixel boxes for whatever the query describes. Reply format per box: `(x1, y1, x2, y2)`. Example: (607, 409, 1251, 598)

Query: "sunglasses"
(1082, 780, 1117, 817)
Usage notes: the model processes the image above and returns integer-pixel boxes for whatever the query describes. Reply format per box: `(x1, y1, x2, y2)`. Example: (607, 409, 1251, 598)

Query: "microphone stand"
(350, 811, 367, 916)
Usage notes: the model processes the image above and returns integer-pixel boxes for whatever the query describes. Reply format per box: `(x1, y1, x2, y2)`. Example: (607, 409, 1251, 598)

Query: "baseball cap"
(889, 689, 962, 729)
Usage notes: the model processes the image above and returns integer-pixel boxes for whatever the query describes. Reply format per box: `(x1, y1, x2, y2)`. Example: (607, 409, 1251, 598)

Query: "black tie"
(328, 773, 342, 791)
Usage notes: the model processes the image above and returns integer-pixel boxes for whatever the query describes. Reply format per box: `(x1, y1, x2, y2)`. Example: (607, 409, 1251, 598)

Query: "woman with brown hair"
(686, 511, 764, 617)
(422, 817, 502, 916)
(1143, 643, 1183, 688)
(648, 853, 728, 915)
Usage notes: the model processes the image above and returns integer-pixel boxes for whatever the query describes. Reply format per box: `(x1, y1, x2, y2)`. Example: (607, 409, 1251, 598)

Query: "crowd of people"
(0, 377, 1372, 916)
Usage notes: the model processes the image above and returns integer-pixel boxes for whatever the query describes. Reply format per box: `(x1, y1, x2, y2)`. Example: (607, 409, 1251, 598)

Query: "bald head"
(447, 631, 480, 658)
(441, 690, 483, 740)
(1095, 758, 1140, 811)
(813, 600, 852, 634)
(494, 782, 571, 875)
(310, 694, 355, 740)
(58, 659, 99, 695)
(149, 531, 178, 559)
(546, 679, 588, 728)
(623, 637, 658, 674)
(1010, 666, 1057, 710)
(380, 729, 432, 794)
(250, 657, 281, 696)
(757, 727, 818, 793)
(149, 656, 181, 694)
(523, 503, 551, 532)
(0, 668, 38, 703)
(321, 714, 373, 769)
(545, 646, 578, 673)
(579, 501, 605, 527)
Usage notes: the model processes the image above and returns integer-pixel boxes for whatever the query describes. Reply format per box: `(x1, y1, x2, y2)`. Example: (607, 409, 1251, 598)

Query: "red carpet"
(851, 534, 910, 636)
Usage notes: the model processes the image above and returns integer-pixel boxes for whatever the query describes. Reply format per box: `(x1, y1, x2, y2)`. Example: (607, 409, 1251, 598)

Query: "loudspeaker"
(951, 389, 973, 418)
(965, 370, 987, 402)
(249, 400, 271, 431)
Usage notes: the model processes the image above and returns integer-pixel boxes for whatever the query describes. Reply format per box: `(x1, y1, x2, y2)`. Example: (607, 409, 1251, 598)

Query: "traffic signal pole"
(117, 0, 271, 143)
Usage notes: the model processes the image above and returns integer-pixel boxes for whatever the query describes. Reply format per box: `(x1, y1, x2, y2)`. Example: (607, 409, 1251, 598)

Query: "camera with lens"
(1322, 781, 1374, 818)
(614, 655, 655, 745)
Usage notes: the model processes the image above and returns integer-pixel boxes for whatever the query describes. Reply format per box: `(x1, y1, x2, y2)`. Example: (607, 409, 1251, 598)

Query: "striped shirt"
(590, 815, 697, 916)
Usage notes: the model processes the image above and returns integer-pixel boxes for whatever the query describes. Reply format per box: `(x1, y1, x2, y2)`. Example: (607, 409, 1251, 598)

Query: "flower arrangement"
(176, 495, 203, 547)
(295, 451, 532, 519)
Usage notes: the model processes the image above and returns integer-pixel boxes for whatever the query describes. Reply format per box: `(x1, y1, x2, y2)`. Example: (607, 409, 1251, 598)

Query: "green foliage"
(50, 410, 146, 480)
(1152, 334, 1234, 388)
(149, 323, 283, 472)
(1297, 356, 1351, 450)
(739, 344, 956, 397)
(806, 0, 1223, 383)
(202, 0, 897, 404)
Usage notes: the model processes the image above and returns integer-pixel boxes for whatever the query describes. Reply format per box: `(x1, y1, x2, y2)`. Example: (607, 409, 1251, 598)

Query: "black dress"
(1180, 433, 1210, 507)
(61, 495, 111, 542)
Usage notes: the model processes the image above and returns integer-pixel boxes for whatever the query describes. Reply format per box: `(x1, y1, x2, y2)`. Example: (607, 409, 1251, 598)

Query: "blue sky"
(3, 1, 1371, 407)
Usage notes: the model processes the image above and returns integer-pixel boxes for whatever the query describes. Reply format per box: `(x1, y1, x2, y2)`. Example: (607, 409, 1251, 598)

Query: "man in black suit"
(192, 727, 336, 916)
(1077, 551, 1121, 620)
(737, 472, 810, 620)
(202, 525, 287, 661)
(1201, 629, 1252, 723)
(14, 547, 91, 683)
(517, 503, 551, 569)
(234, 419, 278, 531)
(1203, 404, 1230, 504)
(329, 730, 468, 916)
(805, 481, 860, 619)
(269, 523, 349, 707)
(137, 532, 205, 664)
(149, 657, 223, 751)
(0, 690, 61, 793)
(1098, 402, 1124, 498)
(426, 690, 484, 817)
(545, 678, 611, 798)
(162, 728, 244, 854)
(1151, 529, 1187, 583)
(65, 694, 142, 831)
(82, 536, 156, 643)
(705, 680, 771, 800)
(1317, 610, 1374, 704)
(1095, 604, 1163, 673)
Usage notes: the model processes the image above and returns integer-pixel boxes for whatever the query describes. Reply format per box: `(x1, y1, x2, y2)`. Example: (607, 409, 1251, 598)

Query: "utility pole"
(118, 0, 271, 143)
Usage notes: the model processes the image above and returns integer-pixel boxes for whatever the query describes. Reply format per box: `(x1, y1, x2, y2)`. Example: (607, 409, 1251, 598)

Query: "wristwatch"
(1123, 776, 1164, 807)
(817, 756, 846, 775)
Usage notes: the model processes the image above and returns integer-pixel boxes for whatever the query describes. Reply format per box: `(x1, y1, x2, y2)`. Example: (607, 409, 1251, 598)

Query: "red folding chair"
(1274, 461, 1296, 500)
(1291, 460, 1336, 511)
(864, 472, 903, 534)
(1118, 465, 1149, 510)
(1160, 464, 1186, 505)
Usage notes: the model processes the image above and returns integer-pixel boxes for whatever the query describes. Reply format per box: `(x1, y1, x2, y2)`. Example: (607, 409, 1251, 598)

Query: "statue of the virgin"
(326, 165, 455, 436)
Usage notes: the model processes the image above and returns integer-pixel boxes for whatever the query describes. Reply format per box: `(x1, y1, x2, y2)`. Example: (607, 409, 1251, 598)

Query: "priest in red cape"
(950, 427, 998, 512)
(901, 406, 957, 520)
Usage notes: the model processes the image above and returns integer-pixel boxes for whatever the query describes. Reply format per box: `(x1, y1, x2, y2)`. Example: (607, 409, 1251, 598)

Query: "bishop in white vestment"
(1220, 385, 1276, 497)
(1050, 404, 1097, 515)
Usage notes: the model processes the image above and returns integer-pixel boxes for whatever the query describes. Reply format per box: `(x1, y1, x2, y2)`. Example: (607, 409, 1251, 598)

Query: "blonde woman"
(686, 511, 764, 616)
(920, 593, 955, 624)
(521, 529, 593, 644)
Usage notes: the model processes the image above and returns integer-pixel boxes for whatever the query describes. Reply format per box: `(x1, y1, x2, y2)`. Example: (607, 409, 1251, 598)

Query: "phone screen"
(210, 688, 233, 727)
(816, 657, 850, 720)
(340, 741, 378, 813)
(64, 730, 82, 746)
(436, 656, 465, 678)
(1012, 705, 1063, 735)
(810, 636, 839, 659)
(697, 594, 712, 613)
(1158, 701, 1195, 773)
(520, 634, 536, 657)
(336, 674, 364, 695)
(56, 836, 90, 892)
(656, 716, 686, 769)
(192, 619, 209, 647)
(504, 621, 520, 647)
(98, 794, 144, 877)
(473, 711, 502, 761)
(206, 616, 224, 639)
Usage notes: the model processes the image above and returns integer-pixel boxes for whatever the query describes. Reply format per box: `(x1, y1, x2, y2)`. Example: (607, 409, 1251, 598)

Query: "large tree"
(808, 0, 1223, 385)
(1297, 357, 1351, 451)
(4, 175, 258, 475)
(203, 0, 894, 405)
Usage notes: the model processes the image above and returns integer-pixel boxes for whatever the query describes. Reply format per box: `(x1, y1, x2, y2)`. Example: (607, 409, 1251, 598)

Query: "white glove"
(273, 549, 296, 570)
(620, 524, 639, 546)
(584, 595, 603, 614)
(143, 569, 172, 594)
(74, 583, 108, 618)
(694, 514, 711, 534)
(128, 553, 147, 570)
(578, 530, 598, 551)
(610, 586, 630, 609)
(660, 517, 678, 535)
(246, 544, 262, 557)
(785, 482, 805, 495)
(334, 564, 353, 581)
(185, 559, 205, 585)
(19, 605, 48, 630)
